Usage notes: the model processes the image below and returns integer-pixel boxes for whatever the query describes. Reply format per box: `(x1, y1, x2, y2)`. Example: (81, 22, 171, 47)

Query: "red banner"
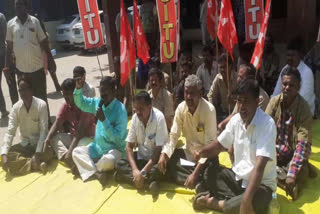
(120, 0, 136, 86)
(133, 0, 150, 64)
(244, 0, 264, 43)
(251, 0, 272, 69)
(156, 0, 178, 63)
(207, 0, 219, 40)
(77, 0, 104, 49)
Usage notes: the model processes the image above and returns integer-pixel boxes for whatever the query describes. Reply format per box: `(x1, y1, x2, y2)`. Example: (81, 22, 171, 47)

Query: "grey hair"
(184, 74, 202, 91)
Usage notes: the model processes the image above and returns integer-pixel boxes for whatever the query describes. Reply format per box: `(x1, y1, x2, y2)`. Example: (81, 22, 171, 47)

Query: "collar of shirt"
(183, 98, 203, 117)
(278, 93, 301, 114)
(138, 108, 155, 129)
(104, 98, 117, 111)
(15, 14, 31, 25)
(239, 108, 260, 131)
(149, 88, 163, 99)
(21, 96, 37, 112)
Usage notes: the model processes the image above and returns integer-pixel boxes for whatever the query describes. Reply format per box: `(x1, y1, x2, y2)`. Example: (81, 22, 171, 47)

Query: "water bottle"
(269, 192, 280, 214)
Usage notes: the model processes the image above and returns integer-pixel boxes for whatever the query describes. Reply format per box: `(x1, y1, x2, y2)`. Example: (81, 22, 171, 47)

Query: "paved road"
(0, 50, 110, 146)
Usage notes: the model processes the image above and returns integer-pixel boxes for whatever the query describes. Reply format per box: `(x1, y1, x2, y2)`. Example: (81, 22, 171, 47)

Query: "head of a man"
(180, 60, 193, 80)
(218, 53, 233, 80)
(134, 91, 152, 124)
(184, 75, 202, 114)
(281, 66, 301, 104)
(148, 68, 163, 92)
(15, 0, 28, 18)
(286, 37, 303, 68)
(61, 78, 76, 106)
(73, 66, 86, 88)
(18, 78, 33, 104)
(99, 76, 116, 106)
(234, 79, 260, 126)
(202, 45, 214, 67)
(237, 64, 256, 84)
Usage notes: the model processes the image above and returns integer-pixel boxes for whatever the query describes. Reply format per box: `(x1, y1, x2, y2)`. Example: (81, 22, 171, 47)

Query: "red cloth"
(57, 103, 96, 137)
(250, 0, 272, 69)
(206, 0, 219, 40)
(120, 0, 136, 86)
(133, 0, 150, 64)
(217, 0, 238, 59)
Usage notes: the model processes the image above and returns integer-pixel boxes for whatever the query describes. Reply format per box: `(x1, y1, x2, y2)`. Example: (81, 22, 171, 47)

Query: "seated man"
(1, 78, 54, 175)
(196, 45, 218, 97)
(72, 76, 128, 185)
(272, 37, 315, 115)
(173, 60, 193, 109)
(148, 68, 174, 130)
(218, 64, 270, 132)
(207, 53, 237, 122)
(266, 67, 313, 200)
(193, 79, 277, 214)
(158, 75, 218, 190)
(44, 78, 96, 168)
(73, 66, 96, 97)
(115, 91, 168, 196)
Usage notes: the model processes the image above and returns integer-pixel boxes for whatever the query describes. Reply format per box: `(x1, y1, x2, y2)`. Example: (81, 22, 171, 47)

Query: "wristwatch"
(141, 170, 147, 178)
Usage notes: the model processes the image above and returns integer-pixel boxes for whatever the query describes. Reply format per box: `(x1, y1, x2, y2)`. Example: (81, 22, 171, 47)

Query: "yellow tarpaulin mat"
(0, 121, 319, 214)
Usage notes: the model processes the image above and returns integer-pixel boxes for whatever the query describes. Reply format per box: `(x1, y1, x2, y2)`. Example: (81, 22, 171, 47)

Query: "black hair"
(100, 76, 116, 91)
(134, 91, 152, 105)
(18, 77, 32, 90)
(218, 53, 233, 65)
(181, 60, 193, 69)
(281, 66, 301, 83)
(148, 68, 164, 81)
(61, 78, 76, 92)
(240, 63, 256, 79)
(233, 78, 259, 99)
(287, 37, 304, 53)
(202, 45, 214, 56)
(73, 66, 86, 75)
(16, 0, 28, 6)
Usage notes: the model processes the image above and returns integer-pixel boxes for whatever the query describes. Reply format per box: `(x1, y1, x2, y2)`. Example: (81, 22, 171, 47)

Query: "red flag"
(317, 24, 320, 43)
(217, 0, 238, 59)
(207, 0, 219, 40)
(133, 0, 150, 64)
(250, 0, 272, 69)
(120, 0, 136, 86)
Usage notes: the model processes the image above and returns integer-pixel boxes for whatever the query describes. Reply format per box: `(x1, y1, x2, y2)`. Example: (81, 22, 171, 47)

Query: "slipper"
(193, 191, 210, 211)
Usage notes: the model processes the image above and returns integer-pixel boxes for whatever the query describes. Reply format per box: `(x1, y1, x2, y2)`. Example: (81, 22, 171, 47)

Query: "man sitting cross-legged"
(115, 91, 168, 196)
(72, 76, 128, 185)
(44, 78, 96, 169)
(158, 74, 219, 190)
(193, 79, 277, 214)
(1, 78, 54, 175)
(266, 66, 315, 200)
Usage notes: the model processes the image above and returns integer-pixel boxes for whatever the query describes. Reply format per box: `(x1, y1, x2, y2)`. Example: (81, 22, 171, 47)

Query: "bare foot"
(195, 194, 223, 211)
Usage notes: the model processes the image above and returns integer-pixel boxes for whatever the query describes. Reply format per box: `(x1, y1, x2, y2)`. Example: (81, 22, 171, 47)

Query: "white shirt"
(126, 108, 168, 160)
(162, 98, 217, 161)
(82, 82, 96, 98)
(218, 108, 277, 191)
(196, 61, 219, 95)
(1, 97, 48, 155)
(272, 61, 315, 115)
(6, 15, 46, 73)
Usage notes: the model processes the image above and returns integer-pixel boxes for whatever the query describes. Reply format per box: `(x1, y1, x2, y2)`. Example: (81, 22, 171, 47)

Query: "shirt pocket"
(144, 133, 156, 150)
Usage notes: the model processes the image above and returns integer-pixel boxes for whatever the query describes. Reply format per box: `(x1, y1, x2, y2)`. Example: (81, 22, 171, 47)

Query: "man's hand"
(132, 169, 145, 189)
(43, 138, 51, 153)
(48, 57, 57, 73)
(31, 153, 41, 170)
(96, 106, 105, 122)
(240, 198, 255, 214)
(158, 153, 168, 175)
(184, 172, 199, 189)
(1, 154, 9, 172)
(193, 150, 201, 163)
(3, 68, 13, 85)
(285, 176, 296, 196)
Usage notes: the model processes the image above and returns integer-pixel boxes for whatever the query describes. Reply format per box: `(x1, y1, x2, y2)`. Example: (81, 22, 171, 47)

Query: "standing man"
(1, 78, 53, 175)
(196, 45, 218, 97)
(3, 0, 55, 112)
(272, 37, 315, 116)
(158, 75, 218, 190)
(72, 76, 128, 185)
(193, 79, 277, 214)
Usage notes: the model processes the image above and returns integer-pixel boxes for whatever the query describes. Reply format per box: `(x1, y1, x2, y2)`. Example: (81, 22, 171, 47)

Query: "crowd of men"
(0, 0, 319, 214)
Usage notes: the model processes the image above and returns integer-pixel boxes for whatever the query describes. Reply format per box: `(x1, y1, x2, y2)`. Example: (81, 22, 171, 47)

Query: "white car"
(72, 11, 107, 51)
(56, 14, 80, 49)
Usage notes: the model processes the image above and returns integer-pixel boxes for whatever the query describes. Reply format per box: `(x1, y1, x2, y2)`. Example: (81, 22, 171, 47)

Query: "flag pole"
(226, 52, 231, 115)
(95, 48, 104, 77)
(127, 51, 135, 114)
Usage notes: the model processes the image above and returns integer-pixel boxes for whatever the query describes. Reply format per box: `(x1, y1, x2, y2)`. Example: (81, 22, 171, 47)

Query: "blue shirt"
(73, 89, 128, 159)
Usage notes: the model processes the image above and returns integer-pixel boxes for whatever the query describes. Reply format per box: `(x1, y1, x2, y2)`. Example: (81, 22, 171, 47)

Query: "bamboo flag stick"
(95, 48, 104, 77)
(226, 53, 231, 115)
(127, 51, 135, 113)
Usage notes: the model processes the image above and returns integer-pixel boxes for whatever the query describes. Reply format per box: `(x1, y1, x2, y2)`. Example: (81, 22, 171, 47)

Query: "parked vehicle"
(56, 14, 80, 49)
